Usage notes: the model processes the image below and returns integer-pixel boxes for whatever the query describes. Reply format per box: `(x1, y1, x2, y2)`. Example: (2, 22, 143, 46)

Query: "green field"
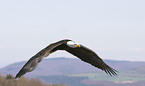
(38, 72, 145, 86)
(69, 72, 145, 82)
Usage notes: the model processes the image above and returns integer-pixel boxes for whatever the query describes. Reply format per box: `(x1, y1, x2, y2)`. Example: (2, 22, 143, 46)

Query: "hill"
(0, 57, 145, 76)
(1, 57, 145, 86)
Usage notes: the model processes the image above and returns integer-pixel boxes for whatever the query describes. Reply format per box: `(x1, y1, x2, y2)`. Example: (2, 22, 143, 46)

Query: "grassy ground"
(69, 72, 145, 82)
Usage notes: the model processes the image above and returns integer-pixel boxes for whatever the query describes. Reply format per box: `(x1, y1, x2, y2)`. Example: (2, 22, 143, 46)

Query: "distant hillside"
(1, 57, 145, 86)
(0, 57, 145, 77)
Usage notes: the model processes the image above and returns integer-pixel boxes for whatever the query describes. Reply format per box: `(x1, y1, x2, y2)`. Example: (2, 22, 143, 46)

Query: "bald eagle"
(15, 39, 118, 79)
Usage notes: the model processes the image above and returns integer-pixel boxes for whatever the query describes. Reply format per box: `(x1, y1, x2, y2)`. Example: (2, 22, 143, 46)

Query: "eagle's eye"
(67, 41, 80, 48)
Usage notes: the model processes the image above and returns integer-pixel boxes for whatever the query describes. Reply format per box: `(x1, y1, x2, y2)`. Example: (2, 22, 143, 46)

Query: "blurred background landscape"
(0, 0, 145, 86)
(1, 58, 145, 86)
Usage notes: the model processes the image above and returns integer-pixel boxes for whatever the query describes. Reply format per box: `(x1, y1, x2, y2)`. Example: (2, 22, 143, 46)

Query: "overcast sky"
(0, 0, 145, 68)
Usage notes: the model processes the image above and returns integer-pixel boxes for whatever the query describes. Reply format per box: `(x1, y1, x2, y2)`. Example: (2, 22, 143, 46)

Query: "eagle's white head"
(67, 41, 81, 48)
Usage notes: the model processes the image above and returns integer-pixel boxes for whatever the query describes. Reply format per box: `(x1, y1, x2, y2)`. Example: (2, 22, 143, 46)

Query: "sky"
(0, 0, 145, 68)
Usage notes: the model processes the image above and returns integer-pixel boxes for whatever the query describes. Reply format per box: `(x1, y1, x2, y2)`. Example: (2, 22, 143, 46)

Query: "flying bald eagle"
(15, 39, 118, 79)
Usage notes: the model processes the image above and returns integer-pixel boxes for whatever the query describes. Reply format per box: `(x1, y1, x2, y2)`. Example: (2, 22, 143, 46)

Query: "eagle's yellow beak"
(77, 44, 81, 48)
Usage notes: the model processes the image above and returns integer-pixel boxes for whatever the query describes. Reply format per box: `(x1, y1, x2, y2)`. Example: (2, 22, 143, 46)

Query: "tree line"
(0, 74, 68, 86)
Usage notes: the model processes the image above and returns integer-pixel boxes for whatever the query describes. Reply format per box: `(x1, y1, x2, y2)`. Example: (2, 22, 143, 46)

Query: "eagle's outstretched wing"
(65, 45, 118, 76)
(15, 40, 66, 78)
